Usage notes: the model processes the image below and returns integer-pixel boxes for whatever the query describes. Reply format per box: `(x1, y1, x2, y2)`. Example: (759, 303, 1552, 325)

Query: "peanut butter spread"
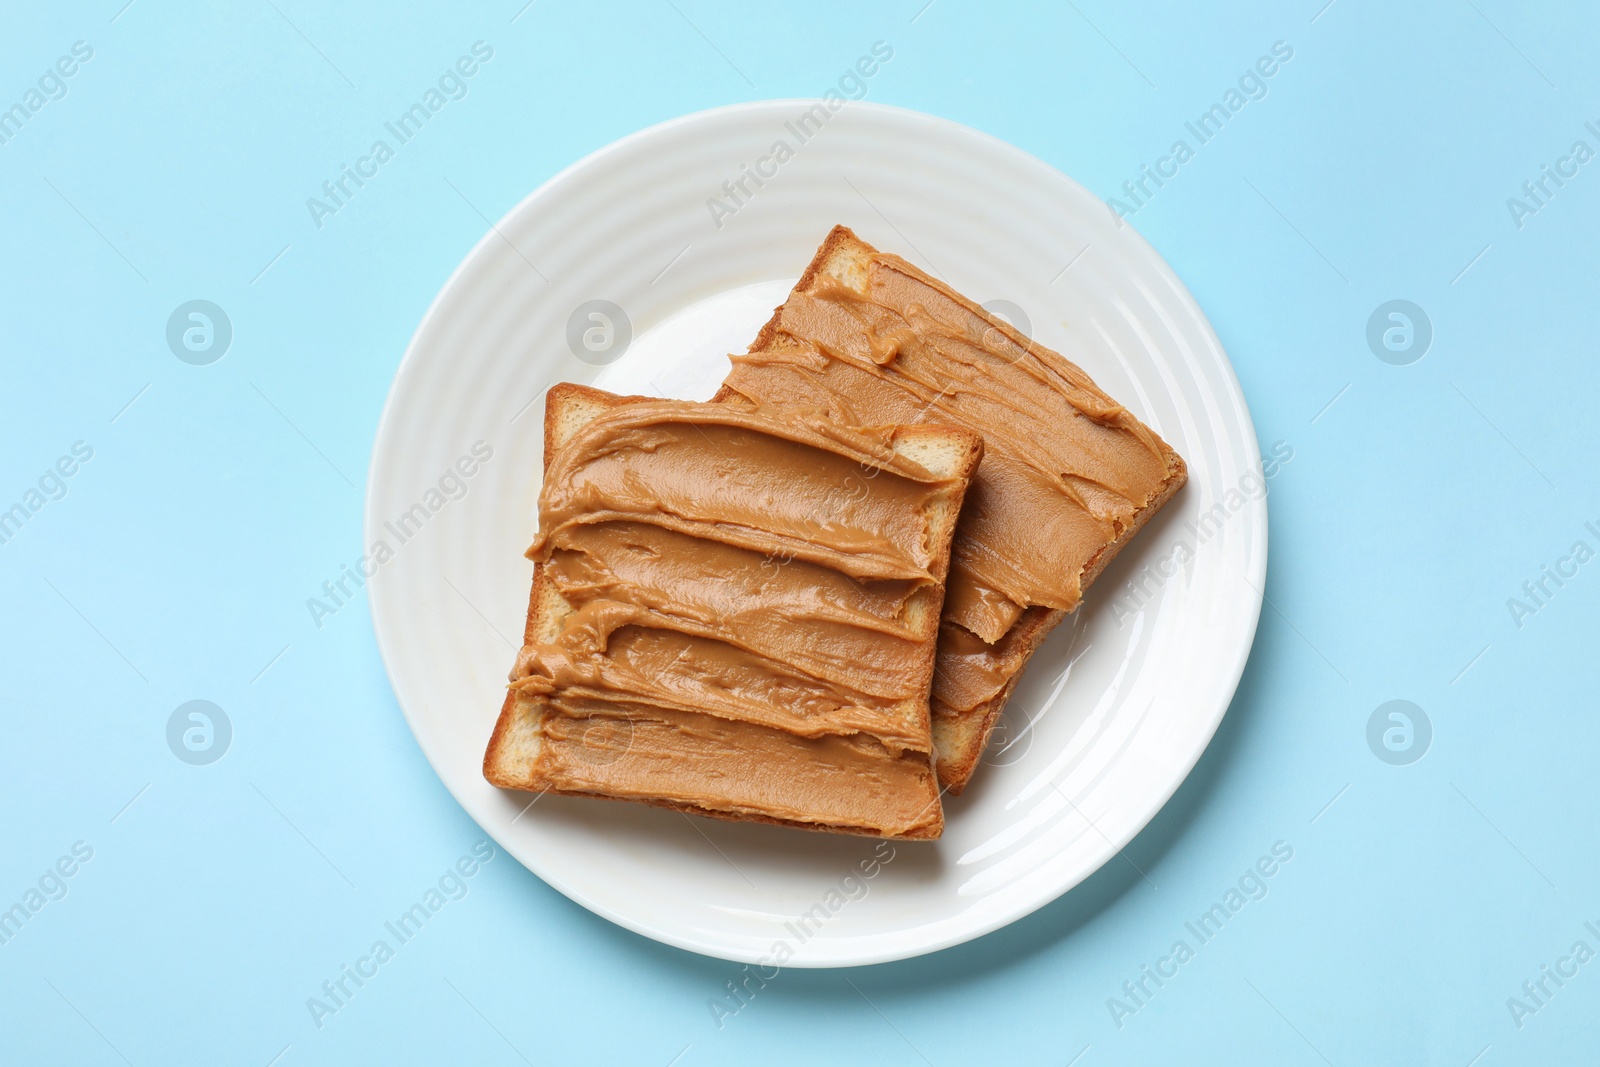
(721, 251, 1178, 716)
(510, 400, 959, 835)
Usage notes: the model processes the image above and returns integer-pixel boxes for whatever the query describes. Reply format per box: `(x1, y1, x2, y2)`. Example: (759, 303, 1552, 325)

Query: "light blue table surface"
(3, 1, 1596, 1063)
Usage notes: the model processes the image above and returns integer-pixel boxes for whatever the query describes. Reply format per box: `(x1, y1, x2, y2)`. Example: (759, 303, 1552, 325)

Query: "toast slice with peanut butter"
(715, 226, 1187, 793)
(483, 384, 982, 838)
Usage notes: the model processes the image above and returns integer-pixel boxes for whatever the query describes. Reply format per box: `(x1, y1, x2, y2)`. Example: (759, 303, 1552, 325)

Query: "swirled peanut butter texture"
(484, 388, 982, 838)
(717, 226, 1187, 792)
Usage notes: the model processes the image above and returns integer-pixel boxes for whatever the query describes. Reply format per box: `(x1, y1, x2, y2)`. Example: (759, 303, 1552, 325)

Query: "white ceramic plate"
(367, 101, 1265, 967)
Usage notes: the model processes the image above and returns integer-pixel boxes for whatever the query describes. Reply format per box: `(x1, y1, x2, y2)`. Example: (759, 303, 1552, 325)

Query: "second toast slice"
(716, 225, 1188, 793)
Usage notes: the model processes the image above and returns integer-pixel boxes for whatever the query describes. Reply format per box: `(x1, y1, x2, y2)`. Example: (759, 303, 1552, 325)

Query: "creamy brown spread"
(510, 401, 952, 835)
(722, 252, 1176, 715)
